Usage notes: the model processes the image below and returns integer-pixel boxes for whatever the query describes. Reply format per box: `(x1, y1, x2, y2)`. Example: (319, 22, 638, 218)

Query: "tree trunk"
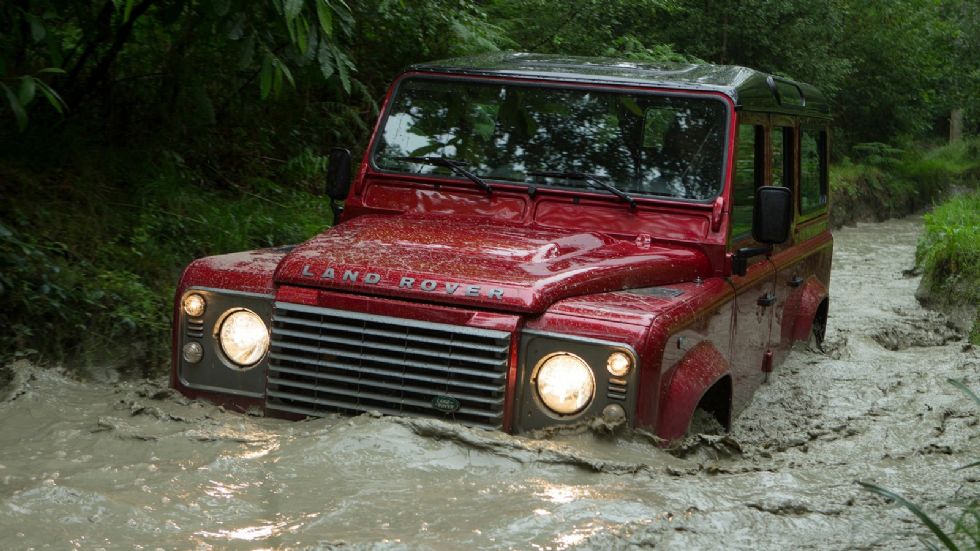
(949, 108, 963, 143)
(720, 6, 729, 64)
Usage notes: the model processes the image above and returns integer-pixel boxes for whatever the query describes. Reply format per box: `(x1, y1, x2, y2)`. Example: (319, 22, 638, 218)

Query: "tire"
(808, 314, 826, 353)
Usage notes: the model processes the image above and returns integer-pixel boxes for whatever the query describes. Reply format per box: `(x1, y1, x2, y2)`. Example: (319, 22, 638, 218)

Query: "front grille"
(265, 302, 511, 429)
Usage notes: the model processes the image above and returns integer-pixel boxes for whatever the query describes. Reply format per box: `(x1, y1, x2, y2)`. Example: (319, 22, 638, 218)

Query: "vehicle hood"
(274, 215, 712, 313)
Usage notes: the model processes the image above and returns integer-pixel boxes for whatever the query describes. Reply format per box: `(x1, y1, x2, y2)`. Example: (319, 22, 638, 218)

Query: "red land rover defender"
(172, 53, 832, 442)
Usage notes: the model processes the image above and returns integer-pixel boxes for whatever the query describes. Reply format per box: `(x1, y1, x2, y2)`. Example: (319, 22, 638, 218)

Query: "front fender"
(656, 341, 731, 442)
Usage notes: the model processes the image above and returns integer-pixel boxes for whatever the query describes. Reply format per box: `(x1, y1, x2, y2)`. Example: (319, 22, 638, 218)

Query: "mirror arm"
(330, 199, 344, 224)
(326, 147, 353, 200)
(732, 244, 773, 277)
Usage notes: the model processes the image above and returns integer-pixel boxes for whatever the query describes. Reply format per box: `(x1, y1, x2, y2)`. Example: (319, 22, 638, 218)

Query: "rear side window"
(800, 128, 828, 214)
(771, 126, 793, 188)
(732, 124, 763, 238)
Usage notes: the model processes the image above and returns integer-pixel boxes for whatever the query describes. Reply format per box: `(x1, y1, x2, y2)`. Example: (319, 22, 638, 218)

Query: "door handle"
(788, 275, 804, 288)
(757, 292, 777, 307)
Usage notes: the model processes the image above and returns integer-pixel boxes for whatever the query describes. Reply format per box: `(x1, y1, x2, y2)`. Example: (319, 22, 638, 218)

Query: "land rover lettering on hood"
(172, 53, 833, 442)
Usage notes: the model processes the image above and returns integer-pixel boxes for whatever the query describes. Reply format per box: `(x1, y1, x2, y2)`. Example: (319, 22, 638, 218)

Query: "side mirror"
(752, 186, 792, 245)
(325, 147, 352, 200)
(731, 186, 793, 277)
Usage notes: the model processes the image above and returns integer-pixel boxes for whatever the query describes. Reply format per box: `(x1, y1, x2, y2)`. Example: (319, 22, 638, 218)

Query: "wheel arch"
(656, 340, 733, 442)
(791, 276, 829, 343)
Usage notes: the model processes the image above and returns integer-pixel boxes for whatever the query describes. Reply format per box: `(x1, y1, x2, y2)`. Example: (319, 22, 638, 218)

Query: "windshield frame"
(368, 73, 735, 205)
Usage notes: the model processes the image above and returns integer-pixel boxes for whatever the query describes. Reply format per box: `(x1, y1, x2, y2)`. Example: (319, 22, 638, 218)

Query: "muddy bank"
(829, 158, 979, 229)
(829, 185, 934, 229)
(1, 215, 978, 550)
(915, 278, 978, 341)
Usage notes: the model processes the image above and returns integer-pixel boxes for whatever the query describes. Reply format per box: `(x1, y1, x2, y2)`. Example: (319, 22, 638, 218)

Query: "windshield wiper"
(393, 156, 493, 195)
(527, 170, 637, 209)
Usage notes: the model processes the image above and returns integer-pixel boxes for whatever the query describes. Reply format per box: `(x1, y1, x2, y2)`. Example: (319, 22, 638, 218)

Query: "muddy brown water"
(1, 216, 978, 550)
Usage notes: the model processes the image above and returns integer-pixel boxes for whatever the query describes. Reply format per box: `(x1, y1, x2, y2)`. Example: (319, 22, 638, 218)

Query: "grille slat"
(270, 356, 504, 392)
(273, 326, 506, 367)
(266, 302, 511, 429)
(268, 380, 502, 415)
(271, 340, 505, 379)
(267, 373, 503, 406)
(273, 314, 510, 354)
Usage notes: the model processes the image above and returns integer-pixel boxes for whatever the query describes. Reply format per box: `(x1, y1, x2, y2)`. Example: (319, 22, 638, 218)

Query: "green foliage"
(486, 0, 684, 60)
(916, 192, 980, 343)
(0, 219, 166, 365)
(850, 143, 905, 168)
(834, 0, 957, 144)
(655, 0, 853, 94)
(352, 0, 511, 92)
(0, 153, 330, 367)
(938, 0, 980, 135)
(0, 69, 67, 130)
(830, 139, 980, 228)
(281, 147, 331, 190)
(3, 0, 978, 152)
(0, 0, 356, 131)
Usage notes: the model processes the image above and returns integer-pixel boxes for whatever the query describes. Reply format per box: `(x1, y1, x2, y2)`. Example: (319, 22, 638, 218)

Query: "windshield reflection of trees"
(375, 79, 726, 200)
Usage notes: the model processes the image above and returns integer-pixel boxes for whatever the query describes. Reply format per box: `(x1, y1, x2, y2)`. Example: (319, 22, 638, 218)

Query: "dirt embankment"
(0, 216, 977, 550)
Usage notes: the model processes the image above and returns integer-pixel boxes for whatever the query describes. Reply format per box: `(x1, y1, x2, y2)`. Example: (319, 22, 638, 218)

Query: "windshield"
(373, 77, 729, 201)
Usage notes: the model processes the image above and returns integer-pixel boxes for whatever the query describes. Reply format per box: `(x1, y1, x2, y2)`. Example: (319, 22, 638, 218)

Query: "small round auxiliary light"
(602, 403, 626, 423)
(606, 351, 632, 377)
(182, 342, 204, 364)
(183, 293, 206, 318)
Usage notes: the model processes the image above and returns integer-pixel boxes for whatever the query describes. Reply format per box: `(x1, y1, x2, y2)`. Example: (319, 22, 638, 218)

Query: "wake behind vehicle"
(172, 53, 832, 442)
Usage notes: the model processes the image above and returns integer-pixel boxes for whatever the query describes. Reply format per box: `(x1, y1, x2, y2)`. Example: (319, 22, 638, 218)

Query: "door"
(727, 119, 777, 414)
(771, 123, 831, 364)
(768, 120, 799, 366)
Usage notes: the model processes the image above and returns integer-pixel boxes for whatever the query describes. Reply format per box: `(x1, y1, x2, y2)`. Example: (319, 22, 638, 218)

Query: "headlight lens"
(606, 351, 632, 377)
(535, 353, 595, 415)
(183, 293, 206, 317)
(218, 309, 269, 367)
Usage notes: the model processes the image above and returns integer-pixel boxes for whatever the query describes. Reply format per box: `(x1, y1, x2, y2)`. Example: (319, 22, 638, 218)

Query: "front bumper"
(174, 288, 638, 432)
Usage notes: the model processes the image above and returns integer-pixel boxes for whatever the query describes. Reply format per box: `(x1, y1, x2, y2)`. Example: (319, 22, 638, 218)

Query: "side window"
(800, 128, 828, 214)
(771, 126, 793, 188)
(732, 124, 763, 239)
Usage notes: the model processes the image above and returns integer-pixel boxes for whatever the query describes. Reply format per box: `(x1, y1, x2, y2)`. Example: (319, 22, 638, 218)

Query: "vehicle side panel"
(771, 228, 832, 364)
(726, 257, 776, 414)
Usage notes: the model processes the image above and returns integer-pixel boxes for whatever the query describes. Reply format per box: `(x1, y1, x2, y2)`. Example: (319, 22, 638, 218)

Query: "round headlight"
(183, 293, 206, 317)
(606, 351, 632, 377)
(218, 309, 269, 367)
(535, 353, 595, 416)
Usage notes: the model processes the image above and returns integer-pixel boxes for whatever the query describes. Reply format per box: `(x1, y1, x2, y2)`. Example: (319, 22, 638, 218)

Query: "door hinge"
(757, 292, 777, 307)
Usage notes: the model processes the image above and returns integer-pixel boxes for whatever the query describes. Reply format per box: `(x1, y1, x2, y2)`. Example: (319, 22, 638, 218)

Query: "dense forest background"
(1, 0, 979, 369)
